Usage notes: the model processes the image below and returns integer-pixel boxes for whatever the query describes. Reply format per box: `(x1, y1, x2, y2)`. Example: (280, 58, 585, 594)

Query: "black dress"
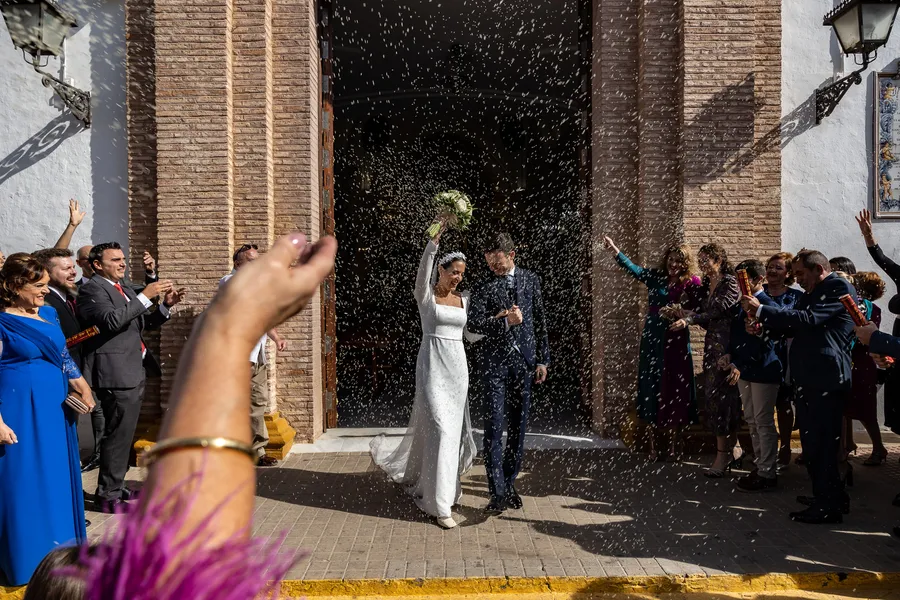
(867, 244, 900, 434)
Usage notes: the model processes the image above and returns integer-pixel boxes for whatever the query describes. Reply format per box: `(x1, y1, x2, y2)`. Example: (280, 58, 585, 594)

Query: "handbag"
(65, 391, 92, 414)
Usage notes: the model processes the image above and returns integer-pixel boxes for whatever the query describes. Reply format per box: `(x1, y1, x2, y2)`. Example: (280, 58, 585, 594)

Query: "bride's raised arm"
(414, 235, 440, 305)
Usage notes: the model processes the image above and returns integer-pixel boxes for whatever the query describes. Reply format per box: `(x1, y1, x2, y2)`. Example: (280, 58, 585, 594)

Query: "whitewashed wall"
(783, 0, 900, 334)
(0, 0, 127, 258)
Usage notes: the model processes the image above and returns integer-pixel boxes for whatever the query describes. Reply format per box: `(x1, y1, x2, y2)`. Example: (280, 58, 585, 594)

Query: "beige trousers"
(250, 362, 270, 458)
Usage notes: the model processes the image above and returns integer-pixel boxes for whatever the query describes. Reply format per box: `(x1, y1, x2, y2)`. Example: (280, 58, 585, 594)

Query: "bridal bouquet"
(426, 190, 474, 238)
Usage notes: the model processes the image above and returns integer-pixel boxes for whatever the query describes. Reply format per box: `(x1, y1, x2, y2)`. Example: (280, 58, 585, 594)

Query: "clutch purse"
(65, 392, 92, 414)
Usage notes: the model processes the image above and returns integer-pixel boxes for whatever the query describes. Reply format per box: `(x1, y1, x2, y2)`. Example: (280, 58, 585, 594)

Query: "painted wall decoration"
(876, 72, 900, 217)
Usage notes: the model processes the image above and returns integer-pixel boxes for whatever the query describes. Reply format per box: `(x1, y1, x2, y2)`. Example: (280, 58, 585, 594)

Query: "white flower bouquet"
(426, 190, 474, 238)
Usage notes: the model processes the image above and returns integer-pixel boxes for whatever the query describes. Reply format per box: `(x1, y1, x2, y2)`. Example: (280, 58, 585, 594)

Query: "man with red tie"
(77, 242, 184, 513)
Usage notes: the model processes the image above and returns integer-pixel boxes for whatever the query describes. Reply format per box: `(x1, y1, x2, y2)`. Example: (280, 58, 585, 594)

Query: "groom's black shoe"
(484, 499, 506, 515)
(505, 487, 523, 510)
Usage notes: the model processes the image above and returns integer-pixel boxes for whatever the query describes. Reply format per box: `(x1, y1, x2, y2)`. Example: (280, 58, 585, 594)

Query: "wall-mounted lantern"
(1, 0, 91, 126)
(816, 0, 900, 123)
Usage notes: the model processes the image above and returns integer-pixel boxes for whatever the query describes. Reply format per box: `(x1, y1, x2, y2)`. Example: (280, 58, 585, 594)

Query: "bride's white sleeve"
(415, 240, 438, 305)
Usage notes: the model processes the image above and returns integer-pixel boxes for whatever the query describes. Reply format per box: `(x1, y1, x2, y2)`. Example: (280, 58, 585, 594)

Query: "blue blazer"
(728, 292, 783, 384)
(868, 330, 900, 359)
(468, 267, 551, 369)
(757, 273, 855, 392)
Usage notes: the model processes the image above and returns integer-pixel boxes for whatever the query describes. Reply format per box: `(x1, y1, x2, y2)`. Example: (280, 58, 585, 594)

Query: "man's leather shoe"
(790, 507, 843, 524)
(484, 499, 506, 515)
(81, 454, 100, 473)
(257, 455, 279, 467)
(99, 499, 131, 514)
(85, 519, 92, 528)
(737, 473, 777, 493)
(505, 487, 523, 509)
(796, 495, 850, 514)
(121, 487, 141, 501)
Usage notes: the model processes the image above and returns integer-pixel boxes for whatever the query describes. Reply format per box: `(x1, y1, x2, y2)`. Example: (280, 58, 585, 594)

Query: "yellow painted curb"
(3, 571, 899, 599)
(280, 571, 900, 597)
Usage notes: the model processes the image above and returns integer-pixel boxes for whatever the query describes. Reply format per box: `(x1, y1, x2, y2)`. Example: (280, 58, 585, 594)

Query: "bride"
(370, 222, 477, 529)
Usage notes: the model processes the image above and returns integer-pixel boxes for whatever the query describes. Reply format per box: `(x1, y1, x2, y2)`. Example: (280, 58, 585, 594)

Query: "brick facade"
(126, 0, 781, 441)
(125, 0, 321, 441)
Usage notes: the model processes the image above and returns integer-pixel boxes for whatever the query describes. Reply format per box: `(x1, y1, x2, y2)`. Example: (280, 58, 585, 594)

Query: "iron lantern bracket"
(32, 61, 91, 127)
(815, 55, 872, 124)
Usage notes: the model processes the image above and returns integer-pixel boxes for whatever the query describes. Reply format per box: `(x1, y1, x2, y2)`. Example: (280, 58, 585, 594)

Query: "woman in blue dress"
(0, 253, 94, 585)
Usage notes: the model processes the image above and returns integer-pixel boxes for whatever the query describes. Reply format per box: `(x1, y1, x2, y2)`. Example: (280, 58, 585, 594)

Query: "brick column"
(232, 0, 276, 403)
(753, 0, 782, 256)
(272, 0, 323, 441)
(153, 0, 235, 404)
(125, 0, 160, 422)
(637, 0, 682, 250)
(233, 0, 274, 249)
(591, 0, 641, 435)
(681, 2, 757, 253)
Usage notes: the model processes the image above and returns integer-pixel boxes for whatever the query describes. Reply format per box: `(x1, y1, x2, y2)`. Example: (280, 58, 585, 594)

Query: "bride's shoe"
(437, 516, 457, 529)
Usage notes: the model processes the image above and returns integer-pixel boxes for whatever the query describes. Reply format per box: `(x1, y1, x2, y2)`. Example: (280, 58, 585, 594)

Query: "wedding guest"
(0, 253, 95, 585)
(77, 243, 183, 513)
(53, 199, 159, 295)
(32, 248, 100, 474)
(855, 210, 900, 453)
(70, 235, 158, 473)
(22, 547, 87, 600)
(28, 233, 336, 598)
(671, 243, 742, 477)
(845, 271, 888, 466)
(829, 256, 857, 278)
(764, 252, 802, 469)
(218, 244, 288, 467)
(75, 246, 93, 286)
(53, 199, 86, 252)
(764, 255, 802, 448)
(745, 250, 855, 524)
(724, 260, 783, 492)
(604, 236, 700, 461)
(0, 251, 5, 270)
(32, 249, 83, 368)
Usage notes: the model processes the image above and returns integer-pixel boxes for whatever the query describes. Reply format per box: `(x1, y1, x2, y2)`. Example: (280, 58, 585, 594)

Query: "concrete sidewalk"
(79, 446, 900, 583)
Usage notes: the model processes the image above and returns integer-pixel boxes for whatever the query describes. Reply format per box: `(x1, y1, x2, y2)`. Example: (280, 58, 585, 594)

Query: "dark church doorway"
(329, 0, 593, 432)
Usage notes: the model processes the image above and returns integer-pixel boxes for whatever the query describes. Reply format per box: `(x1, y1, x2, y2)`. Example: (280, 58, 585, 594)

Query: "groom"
(469, 233, 550, 514)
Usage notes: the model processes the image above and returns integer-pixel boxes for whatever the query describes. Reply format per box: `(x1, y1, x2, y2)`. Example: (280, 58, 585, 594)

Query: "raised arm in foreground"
(70, 233, 337, 600)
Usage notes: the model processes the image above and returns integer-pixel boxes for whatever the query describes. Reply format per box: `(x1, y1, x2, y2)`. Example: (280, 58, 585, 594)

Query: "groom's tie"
(505, 273, 516, 306)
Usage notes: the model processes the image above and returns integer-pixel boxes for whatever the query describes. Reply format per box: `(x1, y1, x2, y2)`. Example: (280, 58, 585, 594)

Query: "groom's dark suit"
(469, 266, 550, 507)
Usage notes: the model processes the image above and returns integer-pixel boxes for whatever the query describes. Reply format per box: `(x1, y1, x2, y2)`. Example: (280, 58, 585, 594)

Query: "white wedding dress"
(370, 240, 477, 519)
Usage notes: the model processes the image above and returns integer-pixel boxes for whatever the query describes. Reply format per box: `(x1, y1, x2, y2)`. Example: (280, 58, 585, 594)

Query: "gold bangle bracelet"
(142, 436, 258, 467)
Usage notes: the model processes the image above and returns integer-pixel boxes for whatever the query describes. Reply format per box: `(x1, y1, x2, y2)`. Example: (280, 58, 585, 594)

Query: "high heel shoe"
(863, 449, 888, 466)
(704, 450, 735, 478)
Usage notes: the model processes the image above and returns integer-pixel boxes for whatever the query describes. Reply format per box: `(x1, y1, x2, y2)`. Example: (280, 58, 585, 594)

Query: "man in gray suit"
(77, 242, 184, 512)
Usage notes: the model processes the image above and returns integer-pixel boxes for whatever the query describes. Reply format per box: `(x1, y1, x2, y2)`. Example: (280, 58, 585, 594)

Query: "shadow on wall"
(684, 73, 817, 185)
(0, 114, 85, 186)
(85, 0, 128, 246)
